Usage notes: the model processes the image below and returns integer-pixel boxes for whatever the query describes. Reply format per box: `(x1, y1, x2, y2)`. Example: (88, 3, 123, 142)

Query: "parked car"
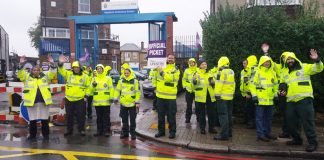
(109, 70, 120, 85)
(142, 72, 184, 98)
(133, 71, 148, 81)
(142, 80, 155, 98)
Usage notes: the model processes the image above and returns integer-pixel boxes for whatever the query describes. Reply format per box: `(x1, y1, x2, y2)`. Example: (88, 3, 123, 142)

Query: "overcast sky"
(0, 0, 209, 57)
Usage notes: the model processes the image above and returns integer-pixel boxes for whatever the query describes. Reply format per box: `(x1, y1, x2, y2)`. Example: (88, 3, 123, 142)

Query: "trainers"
(286, 140, 302, 145)
(154, 132, 165, 138)
(305, 144, 317, 152)
(257, 136, 270, 142)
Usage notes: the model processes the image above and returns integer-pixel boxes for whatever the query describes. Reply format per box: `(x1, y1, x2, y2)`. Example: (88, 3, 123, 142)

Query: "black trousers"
(157, 98, 177, 135)
(185, 91, 195, 121)
(245, 97, 255, 126)
(95, 106, 111, 134)
(195, 94, 216, 130)
(153, 91, 157, 110)
(29, 120, 49, 138)
(120, 106, 137, 136)
(87, 96, 93, 118)
(279, 95, 289, 135)
(65, 98, 86, 133)
(217, 100, 233, 138)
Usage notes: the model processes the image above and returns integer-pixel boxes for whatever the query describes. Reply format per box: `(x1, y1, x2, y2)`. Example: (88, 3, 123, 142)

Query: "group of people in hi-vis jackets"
(18, 42, 323, 152)
(177, 43, 323, 152)
(19, 54, 140, 141)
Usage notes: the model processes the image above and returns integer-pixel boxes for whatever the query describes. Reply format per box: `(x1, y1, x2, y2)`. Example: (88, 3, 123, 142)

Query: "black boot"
(28, 120, 37, 141)
(41, 120, 49, 140)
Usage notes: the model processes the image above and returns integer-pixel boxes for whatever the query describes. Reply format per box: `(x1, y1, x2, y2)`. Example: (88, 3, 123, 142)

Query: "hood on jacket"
(280, 52, 291, 67)
(284, 52, 302, 69)
(247, 55, 258, 68)
(95, 64, 104, 74)
(258, 56, 273, 70)
(188, 58, 197, 69)
(218, 56, 230, 68)
(121, 63, 135, 80)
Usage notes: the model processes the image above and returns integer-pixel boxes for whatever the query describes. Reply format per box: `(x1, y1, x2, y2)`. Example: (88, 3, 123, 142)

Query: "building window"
(44, 28, 70, 38)
(81, 30, 94, 39)
(78, 0, 90, 13)
(124, 52, 131, 61)
(51, 1, 56, 7)
(133, 52, 138, 60)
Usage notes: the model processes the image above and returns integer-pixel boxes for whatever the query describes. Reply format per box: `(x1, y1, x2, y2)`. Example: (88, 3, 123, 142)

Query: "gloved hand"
(252, 96, 259, 104)
(274, 96, 279, 106)
(92, 82, 97, 87)
(215, 96, 221, 101)
(209, 78, 215, 86)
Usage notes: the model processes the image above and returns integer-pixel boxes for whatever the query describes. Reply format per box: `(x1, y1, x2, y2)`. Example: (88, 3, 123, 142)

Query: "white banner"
(102, 0, 138, 10)
(147, 58, 167, 69)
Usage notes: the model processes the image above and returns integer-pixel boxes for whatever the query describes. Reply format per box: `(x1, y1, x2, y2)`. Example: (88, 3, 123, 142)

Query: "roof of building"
(120, 43, 141, 52)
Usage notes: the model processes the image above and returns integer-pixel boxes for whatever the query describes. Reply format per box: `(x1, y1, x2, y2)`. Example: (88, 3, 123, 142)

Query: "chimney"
(141, 41, 144, 50)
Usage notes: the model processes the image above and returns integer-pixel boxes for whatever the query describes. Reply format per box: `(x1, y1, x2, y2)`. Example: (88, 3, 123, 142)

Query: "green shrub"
(201, 1, 324, 114)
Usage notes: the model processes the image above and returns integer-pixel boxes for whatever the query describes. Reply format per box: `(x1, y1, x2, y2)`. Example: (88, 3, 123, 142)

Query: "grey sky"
(0, 0, 209, 57)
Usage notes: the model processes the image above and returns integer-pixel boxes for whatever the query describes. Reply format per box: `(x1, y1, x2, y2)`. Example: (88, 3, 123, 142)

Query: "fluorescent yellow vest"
(18, 69, 55, 106)
(58, 67, 89, 102)
(193, 69, 216, 103)
(156, 63, 180, 100)
(114, 76, 140, 107)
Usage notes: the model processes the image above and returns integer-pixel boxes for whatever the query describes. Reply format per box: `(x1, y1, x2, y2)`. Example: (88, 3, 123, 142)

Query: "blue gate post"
(93, 25, 99, 68)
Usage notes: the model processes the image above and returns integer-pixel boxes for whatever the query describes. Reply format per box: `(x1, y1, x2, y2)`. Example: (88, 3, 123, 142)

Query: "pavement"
(136, 93, 324, 159)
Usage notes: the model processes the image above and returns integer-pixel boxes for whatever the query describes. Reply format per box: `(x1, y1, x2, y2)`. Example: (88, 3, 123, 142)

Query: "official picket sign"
(147, 40, 167, 68)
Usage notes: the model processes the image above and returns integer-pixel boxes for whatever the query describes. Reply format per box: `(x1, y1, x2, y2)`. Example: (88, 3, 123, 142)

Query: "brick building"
(40, 0, 121, 71)
(120, 42, 148, 71)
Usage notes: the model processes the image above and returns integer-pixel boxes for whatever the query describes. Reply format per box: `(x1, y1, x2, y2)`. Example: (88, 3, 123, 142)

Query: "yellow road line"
(0, 153, 40, 159)
(0, 146, 179, 160)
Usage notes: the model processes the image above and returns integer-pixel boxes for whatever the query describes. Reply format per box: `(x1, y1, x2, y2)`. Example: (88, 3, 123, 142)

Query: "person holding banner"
(58, 55, 90, 137)
(18, 55, 56, 141)
(155, 54, 180, 139)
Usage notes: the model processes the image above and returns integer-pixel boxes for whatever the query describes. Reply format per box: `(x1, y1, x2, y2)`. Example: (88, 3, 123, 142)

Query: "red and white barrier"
(0, 83, 65, 94)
